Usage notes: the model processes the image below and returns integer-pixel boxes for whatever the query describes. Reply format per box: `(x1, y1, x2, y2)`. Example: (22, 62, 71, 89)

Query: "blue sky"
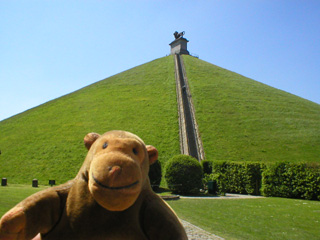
(1, 1, 319, 121)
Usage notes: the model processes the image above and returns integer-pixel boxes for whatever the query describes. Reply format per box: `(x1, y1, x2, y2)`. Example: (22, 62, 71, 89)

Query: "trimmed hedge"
(261, 162, 320, 200)
(205, 161, 262, 195)
(201, 160, 214, 174)
(165, 155, 203, 194)
(204, 161, 320, 200)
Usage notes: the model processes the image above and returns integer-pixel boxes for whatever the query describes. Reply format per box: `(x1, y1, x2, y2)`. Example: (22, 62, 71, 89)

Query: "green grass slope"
(0, 56, 180, 184)
(182, 55, 320, 163)
(1, 55, 319, 184)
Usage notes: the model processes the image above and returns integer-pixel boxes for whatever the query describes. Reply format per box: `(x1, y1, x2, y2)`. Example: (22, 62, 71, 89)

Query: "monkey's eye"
(132, 148, 138, 155)
(102, 142, 108, 149)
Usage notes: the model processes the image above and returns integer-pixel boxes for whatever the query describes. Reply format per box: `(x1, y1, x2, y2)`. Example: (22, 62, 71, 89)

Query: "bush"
(148, 160, 162, 191)
(200, 160, 320, 200)
(261, 162, 320, 200)
(201, 160, 214, 174)
(208, 161, 263, 195)
(165, 155, 203, 194)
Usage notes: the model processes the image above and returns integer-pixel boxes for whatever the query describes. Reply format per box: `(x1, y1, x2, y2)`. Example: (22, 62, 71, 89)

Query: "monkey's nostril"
(108, 166, 122, 175)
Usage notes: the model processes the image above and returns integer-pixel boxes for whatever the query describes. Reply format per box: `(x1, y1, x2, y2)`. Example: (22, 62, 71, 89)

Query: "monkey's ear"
(84, 133, 100, 150)
(146, 145, 158, 165)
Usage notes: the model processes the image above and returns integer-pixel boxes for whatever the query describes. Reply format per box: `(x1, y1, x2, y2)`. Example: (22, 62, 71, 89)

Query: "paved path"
(181, 219, 224, 240)
(180, 193, 265, 200)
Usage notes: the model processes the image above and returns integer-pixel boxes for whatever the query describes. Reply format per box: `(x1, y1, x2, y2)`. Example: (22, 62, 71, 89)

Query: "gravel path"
(180, 193, 265, 200)
(181, 219, 224, 240)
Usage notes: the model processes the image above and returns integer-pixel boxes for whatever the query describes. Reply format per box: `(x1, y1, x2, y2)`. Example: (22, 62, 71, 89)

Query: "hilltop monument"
(169, 31, 190, 55)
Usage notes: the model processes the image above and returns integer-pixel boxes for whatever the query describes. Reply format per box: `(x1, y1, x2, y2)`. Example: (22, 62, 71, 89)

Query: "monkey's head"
(81, 130, 158, 212)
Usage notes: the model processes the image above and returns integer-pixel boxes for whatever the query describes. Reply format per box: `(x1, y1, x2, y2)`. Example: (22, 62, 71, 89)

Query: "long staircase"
(174, 54, 205, 161)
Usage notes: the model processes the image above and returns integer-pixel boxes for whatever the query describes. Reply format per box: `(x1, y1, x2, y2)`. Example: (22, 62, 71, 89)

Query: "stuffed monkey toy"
(0, 130, 188, 240)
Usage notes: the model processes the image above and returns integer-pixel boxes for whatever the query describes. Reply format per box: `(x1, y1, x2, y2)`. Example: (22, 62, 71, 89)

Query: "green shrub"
(165, 155, 203, 194)
(201, 160, 320, 200)
(148, 160, 162, 191)
(244, 162, 264, 195)
(261, 162, 320, 200)
(209, 161, 263, 195)
(201, 160, 214, 174)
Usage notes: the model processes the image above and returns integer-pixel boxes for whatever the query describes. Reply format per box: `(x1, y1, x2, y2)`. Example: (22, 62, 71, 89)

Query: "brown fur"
(0, 130, 187, 240)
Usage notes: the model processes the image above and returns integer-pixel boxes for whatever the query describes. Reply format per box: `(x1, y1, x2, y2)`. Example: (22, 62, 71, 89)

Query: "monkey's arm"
(0, 181, 72, 240)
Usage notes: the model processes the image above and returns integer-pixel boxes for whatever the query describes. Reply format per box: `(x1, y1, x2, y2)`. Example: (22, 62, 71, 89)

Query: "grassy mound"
(182, 55, 320, 163)
(0, 56, 180, 184)
(1, 55, 319, 185)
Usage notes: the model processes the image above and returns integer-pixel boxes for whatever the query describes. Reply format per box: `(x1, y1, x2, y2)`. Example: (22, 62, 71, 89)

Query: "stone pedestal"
(169, 38, 189, 55)
(1, 178, 7, 186)
(32, 179, 38, 187)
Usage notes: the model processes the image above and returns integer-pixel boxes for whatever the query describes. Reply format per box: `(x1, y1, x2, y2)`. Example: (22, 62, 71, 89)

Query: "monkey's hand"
(0, 207, 28, 240)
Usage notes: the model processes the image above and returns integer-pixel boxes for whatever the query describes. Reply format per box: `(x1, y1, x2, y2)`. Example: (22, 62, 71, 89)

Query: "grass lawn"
(0, 184, 48, 215)
(168, 198, 320, 240)
(1, 185, 319, 240)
